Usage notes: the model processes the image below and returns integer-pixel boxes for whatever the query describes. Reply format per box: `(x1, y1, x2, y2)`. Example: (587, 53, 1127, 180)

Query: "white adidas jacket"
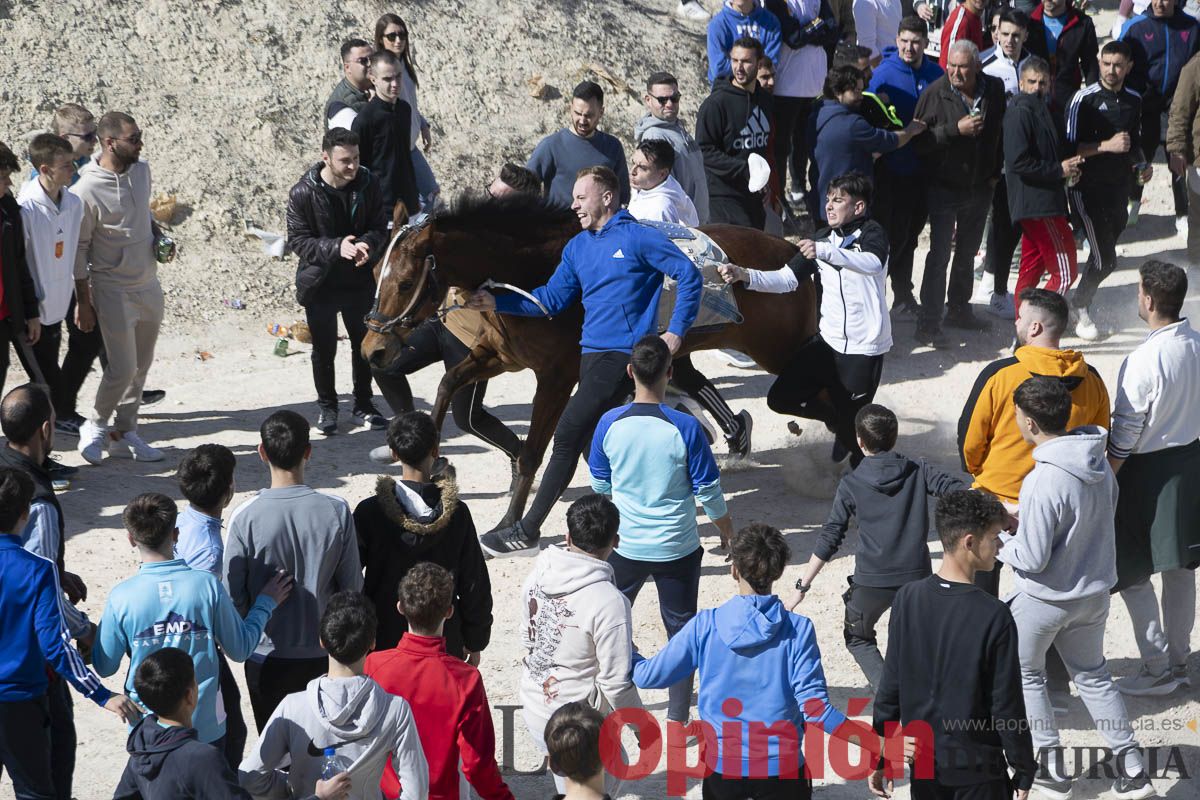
(747, 217, 892, 356)
(17, 178, 83, 325)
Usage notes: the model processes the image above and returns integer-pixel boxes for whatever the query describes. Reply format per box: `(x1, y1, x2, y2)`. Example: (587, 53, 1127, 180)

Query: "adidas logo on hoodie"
(733, 107, 770, 152)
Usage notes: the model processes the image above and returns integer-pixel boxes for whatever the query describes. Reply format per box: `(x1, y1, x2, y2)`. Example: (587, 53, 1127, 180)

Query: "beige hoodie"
(72, 157, 158, 290)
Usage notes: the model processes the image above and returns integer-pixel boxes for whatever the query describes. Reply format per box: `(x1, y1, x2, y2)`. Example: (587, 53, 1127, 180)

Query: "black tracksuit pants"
(1069, 184, 1130, 310)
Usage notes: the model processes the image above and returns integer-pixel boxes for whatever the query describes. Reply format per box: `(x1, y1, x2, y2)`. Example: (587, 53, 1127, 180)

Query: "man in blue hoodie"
(868, 16, 944, 317)
(469, 166, 702, 558)
(1002, 377, 1154, 800)
(632, 523, 850, 798)
(707, 0, 784, 85)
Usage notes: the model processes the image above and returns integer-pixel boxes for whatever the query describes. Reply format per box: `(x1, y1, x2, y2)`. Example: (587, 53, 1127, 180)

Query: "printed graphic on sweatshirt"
(133, 611, 211, 648)
(733, 107, 770, 151)
(523, 587, 579, 705)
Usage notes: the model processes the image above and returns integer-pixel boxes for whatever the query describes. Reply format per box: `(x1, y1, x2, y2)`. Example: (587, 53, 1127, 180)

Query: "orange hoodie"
(957, 346, 1110, 504)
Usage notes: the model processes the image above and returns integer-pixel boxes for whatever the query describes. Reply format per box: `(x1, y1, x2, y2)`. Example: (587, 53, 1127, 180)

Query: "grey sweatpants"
(1120, 569, 1196, 673)
(1009, 591, 1143, 780)
(89, 280, 164, 432)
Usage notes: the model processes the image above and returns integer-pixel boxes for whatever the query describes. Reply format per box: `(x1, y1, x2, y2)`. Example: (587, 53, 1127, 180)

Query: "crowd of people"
(1, 2, 1200, 800)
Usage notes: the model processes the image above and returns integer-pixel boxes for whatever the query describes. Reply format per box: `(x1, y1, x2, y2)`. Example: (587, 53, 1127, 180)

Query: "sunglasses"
(113, 133, 143, 144)
(384, 30, 408, 41)
(64, 131, 98, 143)
(651, 93, 681, 105)
(348, 56, 370, 66)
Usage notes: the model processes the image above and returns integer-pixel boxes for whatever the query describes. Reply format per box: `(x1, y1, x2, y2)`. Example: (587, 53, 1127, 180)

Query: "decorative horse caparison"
(360, 194, 818, 533)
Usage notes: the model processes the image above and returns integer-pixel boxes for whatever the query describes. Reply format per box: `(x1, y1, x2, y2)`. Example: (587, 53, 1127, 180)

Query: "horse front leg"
(431, 346, 506, 444)
(497, 367, 577, 530)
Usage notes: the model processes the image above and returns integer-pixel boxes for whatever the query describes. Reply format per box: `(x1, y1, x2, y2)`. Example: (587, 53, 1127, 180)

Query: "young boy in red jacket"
(365, 562, 513, 800)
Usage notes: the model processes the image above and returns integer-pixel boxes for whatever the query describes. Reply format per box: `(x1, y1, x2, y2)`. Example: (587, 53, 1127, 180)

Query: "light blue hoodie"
(94, 560, 276, 743)
(632, 594, 847, 776)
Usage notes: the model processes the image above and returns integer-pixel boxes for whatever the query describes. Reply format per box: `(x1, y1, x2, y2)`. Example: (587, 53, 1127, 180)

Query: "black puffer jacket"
(285, 163, 388, 306)
(913, 73, 1007, 191)
(0, 194, 39, 327)
(354, 475, 494, 658)
(1003, 92, 1068, 223)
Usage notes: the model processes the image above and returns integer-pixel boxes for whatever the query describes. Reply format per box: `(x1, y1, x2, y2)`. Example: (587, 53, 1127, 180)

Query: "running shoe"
(78, 420, 108, 465)
(478, 522, 540, 559)
(352, 403, 388, 431)
(943, 306, 992, 331)
(718, 349, 758, 369)
(55, 413, 84, 437)
(986, 292, 1015, 319)
(1074, 307, 1101, 341)
(726, 410, 753, 459)
(890, 298, 920, 321)
(46, 458, 79, 479)
(914, 325, 950, 349)
(1116, 665, 1179, 697)
(141, 389, 166, 406)
(1032, 776, 1074, 800)
(316, 408, 338, 436)
(1112, 773, 1156, 800)
(108, 431, 164, 462)
(675, 0, 711, 20)
(369, 445, 396, 465)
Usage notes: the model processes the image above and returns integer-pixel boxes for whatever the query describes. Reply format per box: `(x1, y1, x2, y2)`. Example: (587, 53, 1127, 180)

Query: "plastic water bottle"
(321, 746, 345, 780)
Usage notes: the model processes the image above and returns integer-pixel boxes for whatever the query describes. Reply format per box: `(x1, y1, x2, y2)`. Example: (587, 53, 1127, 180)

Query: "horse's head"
(361, 203, 446, 369)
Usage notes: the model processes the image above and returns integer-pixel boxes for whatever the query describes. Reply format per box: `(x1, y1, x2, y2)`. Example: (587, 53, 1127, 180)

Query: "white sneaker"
(1074, 307, 1100, 341)
(108, 431, 164, 462)
(675, 0, 710, 20)
(78, 420, 108, 465)
(718, 349, 758, 369)
(987, 292, 1015, 318)
(972, 274, 995, 304)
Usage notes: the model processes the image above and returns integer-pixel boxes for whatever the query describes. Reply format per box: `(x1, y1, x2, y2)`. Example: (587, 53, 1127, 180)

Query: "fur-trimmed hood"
(373, 474, 459, 536)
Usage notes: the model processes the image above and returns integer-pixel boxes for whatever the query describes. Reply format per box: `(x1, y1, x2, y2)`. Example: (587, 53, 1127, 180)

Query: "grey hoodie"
(239, 675, 429, 800)
(634, 113, 710, 224)
(72, 157, 158, 290)
(519, 546, 642, 737)
(1000, 426, 1119, 602)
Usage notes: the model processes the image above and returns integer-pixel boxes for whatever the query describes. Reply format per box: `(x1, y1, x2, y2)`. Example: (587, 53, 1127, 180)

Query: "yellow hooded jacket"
(957, 346, 1111, 504)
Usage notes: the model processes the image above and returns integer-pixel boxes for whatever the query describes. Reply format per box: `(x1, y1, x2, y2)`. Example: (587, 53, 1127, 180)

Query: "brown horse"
(361, 194, 817, 530)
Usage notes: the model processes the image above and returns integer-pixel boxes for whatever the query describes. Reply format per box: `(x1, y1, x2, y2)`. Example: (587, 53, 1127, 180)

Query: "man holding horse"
(466, 165, 703, 558)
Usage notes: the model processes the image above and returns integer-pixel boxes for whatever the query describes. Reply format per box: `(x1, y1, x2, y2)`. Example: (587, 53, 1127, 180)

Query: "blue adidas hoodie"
(0, 535, 112, 705)
(632, 594, 848, 776)
(707, 1, 784, 85)
(493, 210, 702, 353)
(868, 47, 944, 176)
(94, 560, 276, 744)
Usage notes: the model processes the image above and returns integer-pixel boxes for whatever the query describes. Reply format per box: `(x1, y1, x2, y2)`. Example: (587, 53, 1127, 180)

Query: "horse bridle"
(364, 215, 440, 335)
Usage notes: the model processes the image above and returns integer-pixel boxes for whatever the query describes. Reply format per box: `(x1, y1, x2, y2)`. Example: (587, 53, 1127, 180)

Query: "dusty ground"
(1, 0, 1198, 798)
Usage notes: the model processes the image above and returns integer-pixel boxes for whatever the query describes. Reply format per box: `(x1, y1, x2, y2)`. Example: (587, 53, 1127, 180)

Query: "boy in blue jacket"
(0, 468, 140, 799)
(94, 493, 293, 763)
(632, 523, 850, 799)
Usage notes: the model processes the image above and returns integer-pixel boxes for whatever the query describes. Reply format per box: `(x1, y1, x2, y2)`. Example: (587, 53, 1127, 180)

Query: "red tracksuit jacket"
(365, 634, 513, 800)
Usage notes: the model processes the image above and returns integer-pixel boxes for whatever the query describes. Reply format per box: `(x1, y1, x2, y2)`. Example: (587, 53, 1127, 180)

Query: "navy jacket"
(1120, 9, 1200, 103)
(114, 716, 249, 799)
(493, 211, 701, 353)
(868, 47, 945, 176)
(810, 100, 900, 220)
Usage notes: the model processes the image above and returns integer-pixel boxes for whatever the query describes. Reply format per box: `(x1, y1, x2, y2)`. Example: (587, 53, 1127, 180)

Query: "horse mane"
(438, 191, 577, 238)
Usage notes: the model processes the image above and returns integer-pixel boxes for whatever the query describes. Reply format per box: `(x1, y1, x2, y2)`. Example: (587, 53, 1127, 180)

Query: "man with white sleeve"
(627, 140, 699, 225)
(1108, 260, 1200, 697)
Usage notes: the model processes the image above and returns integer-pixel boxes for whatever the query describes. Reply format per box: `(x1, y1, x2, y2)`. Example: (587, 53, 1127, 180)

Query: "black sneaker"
(478, 521, 540, 559)
(725, 410, 753, 459)
(1112, 773, 1155, 800)
(943, 306, 993, 331)
(1032, 775, 1073, 800)
(890, 298, 920, 321)
(914, 324, 950, 349)
(352, 403, 388, 431)
(141, 389, 166, 406)
(55, 414, 84, 437)
(316, 408, 338, 436)
(46, 458, 79, 479)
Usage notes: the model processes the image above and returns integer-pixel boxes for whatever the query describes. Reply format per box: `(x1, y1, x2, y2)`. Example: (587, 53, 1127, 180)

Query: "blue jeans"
(410, 147, 439, 208)
(609, 546, 702, 722)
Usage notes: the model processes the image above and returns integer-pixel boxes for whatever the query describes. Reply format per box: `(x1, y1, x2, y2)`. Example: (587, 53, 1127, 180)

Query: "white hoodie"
(17, 178, 82, 325)
(627, 175, 700, 227)
(72, 157, 158, 290)
(519, 546, 642, 738)
(240, 675, 429, 800)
